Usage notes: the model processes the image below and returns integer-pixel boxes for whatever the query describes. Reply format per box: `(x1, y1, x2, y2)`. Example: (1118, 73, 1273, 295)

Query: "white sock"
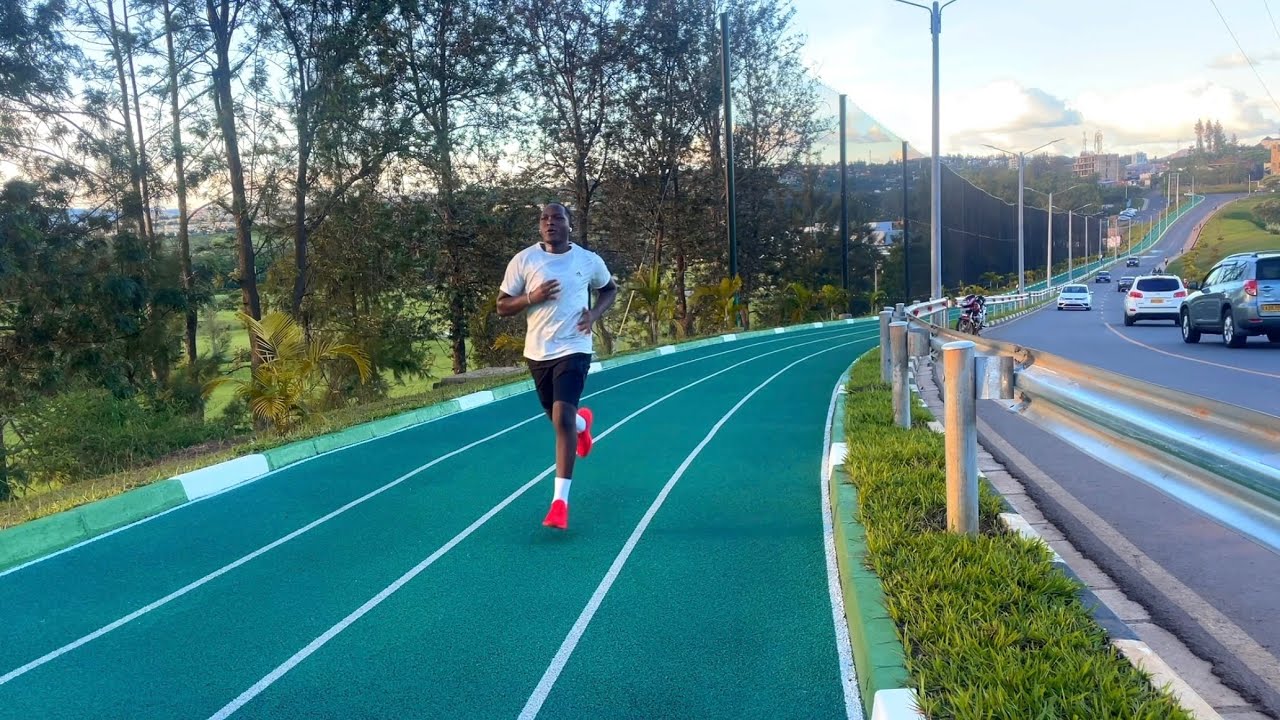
(554, 477, 571, 504)
(575, 413, 586, 434)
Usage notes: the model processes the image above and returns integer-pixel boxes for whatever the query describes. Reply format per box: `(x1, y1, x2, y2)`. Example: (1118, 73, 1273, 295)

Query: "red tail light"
(1245, 279, 1258, 297)
(1173, 290, 1186, 298)
(1129, 291, 1143, 298)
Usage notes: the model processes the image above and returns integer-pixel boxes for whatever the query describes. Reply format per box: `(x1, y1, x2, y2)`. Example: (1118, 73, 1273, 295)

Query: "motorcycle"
(955, 293, 987, 335)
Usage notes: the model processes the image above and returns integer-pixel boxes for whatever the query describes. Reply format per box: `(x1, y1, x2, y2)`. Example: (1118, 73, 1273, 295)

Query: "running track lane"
(0, 323, 875, 719)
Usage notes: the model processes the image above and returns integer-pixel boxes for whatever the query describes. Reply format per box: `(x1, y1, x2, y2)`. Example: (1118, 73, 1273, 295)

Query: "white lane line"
(821, 367, 865, 720)
(0, 326, 876, 685)
(517, 339, 864, 720)
(1102, 323, 1280, 380)
(0, 325, 867, 580)
(208, 335, 872, 719)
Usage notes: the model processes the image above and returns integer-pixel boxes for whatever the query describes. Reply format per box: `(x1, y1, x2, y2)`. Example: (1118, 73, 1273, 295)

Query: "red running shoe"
(543, 499, 568, 530)
(576, 407, 594, 458)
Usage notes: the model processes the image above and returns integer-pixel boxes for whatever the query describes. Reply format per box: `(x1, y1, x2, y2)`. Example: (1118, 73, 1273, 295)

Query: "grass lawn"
(1171, 194, 1280, 276)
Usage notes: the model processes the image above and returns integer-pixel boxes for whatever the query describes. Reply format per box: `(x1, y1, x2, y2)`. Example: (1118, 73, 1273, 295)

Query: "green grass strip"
(842, 350, 1192, 720)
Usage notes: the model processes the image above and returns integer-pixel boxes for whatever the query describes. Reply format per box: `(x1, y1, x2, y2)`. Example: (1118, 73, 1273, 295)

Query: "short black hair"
(543, 202, 572, 225)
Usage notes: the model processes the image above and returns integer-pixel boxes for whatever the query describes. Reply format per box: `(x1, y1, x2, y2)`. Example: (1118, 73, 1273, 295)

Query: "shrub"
(13, 388, 229, 486)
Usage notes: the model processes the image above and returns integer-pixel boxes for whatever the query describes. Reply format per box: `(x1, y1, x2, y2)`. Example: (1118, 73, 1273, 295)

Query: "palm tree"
(691, 276, 742, 333)
(625, 267, 665, 345)
(819, 284, 848, 319)
(787, 282, 816, 323)
(205, 311, 372, 434)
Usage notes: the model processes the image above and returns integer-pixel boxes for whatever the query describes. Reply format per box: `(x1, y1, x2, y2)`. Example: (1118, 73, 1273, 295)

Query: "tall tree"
(266, 0, 402, 325)
(722, 0, 824, 325)
(394, 0, 517, 374)
(516, 0, 624, 251)
(204, 0, 262, 370)
(96, 0, 151, 236)
(1212, 119, 1226, 154)
(611, 0, 709, 336)
(1194, 118, 1205, 154)
(159, 0, 199, 362)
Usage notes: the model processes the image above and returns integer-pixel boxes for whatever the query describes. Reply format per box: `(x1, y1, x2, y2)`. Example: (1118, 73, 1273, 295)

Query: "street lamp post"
(893, 0, 963, 300)
(1003, 165, 1075, 292)
(1067, 203, 1097, 281)
(1025, 182, 1085, 290)
(984, 139, 1064, 294)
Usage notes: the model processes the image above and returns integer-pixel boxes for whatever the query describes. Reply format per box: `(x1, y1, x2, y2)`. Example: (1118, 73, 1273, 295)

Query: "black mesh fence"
(939, 164, 1100, 290)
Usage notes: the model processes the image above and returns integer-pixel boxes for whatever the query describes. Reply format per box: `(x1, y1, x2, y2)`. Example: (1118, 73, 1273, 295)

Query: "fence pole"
(943, 340, 979, 534)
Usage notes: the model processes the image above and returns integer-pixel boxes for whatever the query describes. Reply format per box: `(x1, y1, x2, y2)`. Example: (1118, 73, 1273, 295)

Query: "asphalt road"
(993, 192, 1277, 418)
(981, 192, 1280, 717)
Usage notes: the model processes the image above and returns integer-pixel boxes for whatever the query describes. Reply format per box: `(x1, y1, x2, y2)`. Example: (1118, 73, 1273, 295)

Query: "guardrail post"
(890, 321, 910, 428)
(999, 355, 1015, 399)
(894, 302, 906, 321)
(908, 326, 929, 359)
(943, 340, 979, 535)
(879, 310, 893, 383)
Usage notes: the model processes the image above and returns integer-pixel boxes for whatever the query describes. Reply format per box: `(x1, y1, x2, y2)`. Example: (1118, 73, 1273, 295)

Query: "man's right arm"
(496, 291, 533, 317)
(496, 254, 527, 317)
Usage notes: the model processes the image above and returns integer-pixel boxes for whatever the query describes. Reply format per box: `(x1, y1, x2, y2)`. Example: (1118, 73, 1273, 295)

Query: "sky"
(791, 0, 1280, 160)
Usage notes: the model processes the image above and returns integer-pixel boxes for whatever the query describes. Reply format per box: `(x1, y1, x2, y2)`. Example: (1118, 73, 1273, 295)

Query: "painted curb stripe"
(455, 390, 495, 411)
(178, 455, 271, 501)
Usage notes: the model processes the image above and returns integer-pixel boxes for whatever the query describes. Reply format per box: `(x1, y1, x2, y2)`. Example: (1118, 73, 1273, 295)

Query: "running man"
(497, 202, 618, 530)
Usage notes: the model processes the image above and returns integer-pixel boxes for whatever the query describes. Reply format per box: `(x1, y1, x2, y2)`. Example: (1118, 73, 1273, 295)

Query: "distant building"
(1261, 137, 1280, 150)
(1270, 144, 1280, 176)
(1073, 153, 1122, 183)
(866, 221, 903, 249)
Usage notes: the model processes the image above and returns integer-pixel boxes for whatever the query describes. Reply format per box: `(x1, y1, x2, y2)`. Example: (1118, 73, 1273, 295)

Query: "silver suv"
(1181, 251, 1280, 347)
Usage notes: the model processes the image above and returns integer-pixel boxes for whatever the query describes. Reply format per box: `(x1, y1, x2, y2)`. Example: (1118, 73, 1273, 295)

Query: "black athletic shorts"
(527, 353, 592, 413)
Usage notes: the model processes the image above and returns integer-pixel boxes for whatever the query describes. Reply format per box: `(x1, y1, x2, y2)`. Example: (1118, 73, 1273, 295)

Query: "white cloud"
(840, 77, 1278, 159)
(1209, 50, 1280, 70)
(1074, 80, 1277, 153)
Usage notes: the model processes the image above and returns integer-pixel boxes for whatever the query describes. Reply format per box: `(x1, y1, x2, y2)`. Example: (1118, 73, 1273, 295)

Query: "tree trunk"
(284, 12, 311, 326)
(121, 0, 156, 248)
(105, 0, 147, 236)
(676, 248, 690, 336)
(208, 0, 262, 372)
(162, 0, 196, 365)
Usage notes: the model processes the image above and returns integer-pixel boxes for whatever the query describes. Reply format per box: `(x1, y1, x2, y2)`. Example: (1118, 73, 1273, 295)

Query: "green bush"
(842, 351, 1192, 719)
(13, 388, 230, 486)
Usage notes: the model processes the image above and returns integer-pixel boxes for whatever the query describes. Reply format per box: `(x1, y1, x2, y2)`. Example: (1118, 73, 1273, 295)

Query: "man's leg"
(542, 355, 591, 530)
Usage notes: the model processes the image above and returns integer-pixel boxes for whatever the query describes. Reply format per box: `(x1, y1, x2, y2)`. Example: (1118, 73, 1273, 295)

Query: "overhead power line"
(1209, 0, 1280, 115)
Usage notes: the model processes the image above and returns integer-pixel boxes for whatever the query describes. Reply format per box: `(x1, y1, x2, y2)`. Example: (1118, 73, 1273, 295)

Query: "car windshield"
(1135, 277, 1181, 292)
(1121, 277, 1135, 282)
(1259, 258, 1280, 280)
(1062, 286, 1088, 293)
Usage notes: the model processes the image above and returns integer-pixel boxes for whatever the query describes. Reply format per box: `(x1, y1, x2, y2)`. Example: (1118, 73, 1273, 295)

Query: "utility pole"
(1046, 191, 1053, 290)
(984, 138, 1062, 295)
(840, 94, 849, 304)
(903, 141, 910, 302)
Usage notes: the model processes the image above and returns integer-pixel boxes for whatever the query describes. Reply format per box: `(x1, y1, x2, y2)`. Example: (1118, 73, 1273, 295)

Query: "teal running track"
(0, 322, 878, 720)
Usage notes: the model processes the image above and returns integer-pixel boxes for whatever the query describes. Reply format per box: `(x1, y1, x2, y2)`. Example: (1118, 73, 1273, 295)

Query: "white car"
(1123, 274, 1187, 326)
(1057, 284, 1093, 311)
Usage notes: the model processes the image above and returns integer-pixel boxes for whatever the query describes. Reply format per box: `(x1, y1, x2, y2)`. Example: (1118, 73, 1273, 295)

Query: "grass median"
(841, 350, 1192, 719)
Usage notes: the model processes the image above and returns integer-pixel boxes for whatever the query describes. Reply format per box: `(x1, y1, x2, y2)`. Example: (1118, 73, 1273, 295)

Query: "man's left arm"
(590, 255, 618, 321)
(578, 256, 618, 333)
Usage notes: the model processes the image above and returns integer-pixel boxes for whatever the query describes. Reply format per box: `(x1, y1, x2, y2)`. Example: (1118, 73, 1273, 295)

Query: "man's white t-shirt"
(500, 242, 612, 362)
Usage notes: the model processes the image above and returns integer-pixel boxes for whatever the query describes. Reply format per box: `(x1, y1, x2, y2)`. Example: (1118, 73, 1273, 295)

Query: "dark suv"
(1180, 251, 1280, 347)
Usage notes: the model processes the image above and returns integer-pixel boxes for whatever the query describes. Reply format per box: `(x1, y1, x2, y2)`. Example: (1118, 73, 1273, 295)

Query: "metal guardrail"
(877, 301, 1280, 552)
